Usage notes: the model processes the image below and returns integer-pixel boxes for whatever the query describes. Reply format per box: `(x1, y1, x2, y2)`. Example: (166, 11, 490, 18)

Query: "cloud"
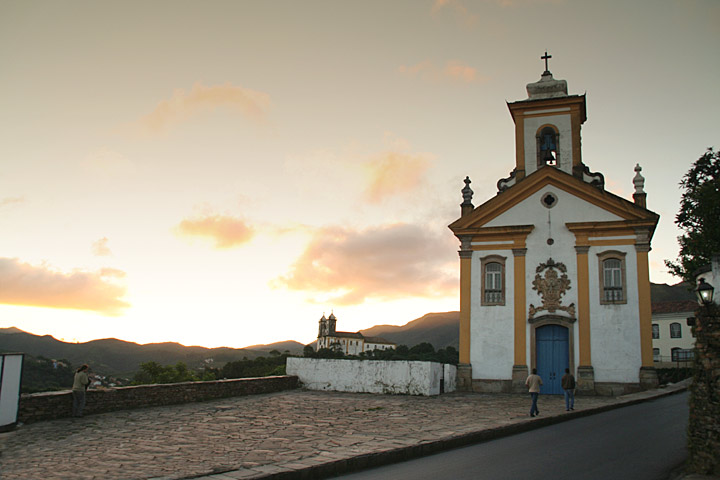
(273, 223, 457, 305)
(398, 60, 485, 84)
(364, 151, 433, 203)
(283, 135, 436, 211)
(134, 83, 270, 134)
(0, 258, 129, 315)
(176, 214, 255, 248)
(0, 196, 24, 209)
(431, 0, 478, 26)
(92, 237, 112, 256)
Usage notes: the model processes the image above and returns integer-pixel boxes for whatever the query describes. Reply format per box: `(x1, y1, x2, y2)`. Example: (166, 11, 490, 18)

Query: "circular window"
(541, 192, 558, 209)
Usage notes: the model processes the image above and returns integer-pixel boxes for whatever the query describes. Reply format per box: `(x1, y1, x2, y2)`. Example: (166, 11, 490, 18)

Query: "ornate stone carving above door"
(529, 258, 576, 319)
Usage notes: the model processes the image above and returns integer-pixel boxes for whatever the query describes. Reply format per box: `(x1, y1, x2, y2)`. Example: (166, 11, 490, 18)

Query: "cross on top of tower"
(541, 51, 552, 74)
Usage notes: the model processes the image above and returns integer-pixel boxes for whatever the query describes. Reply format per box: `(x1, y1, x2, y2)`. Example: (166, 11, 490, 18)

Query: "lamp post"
(696, 278, 715, 306)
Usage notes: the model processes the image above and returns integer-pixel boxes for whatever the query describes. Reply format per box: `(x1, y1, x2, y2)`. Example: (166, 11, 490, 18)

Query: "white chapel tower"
(449, 54, 659, 395)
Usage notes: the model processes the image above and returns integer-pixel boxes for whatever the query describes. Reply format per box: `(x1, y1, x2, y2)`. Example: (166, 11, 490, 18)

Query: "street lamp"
(696, 277, 715, 305)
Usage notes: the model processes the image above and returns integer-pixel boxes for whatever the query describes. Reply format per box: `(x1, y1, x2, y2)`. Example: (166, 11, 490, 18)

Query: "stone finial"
(461, 176, 474, 216)
(633, 164, 647, 208)
(633, 164, 645, 194)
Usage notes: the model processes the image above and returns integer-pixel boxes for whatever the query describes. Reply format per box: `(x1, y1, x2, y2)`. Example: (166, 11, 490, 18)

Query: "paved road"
(336, 392, 689, 480)
(0, 385, 687, 480)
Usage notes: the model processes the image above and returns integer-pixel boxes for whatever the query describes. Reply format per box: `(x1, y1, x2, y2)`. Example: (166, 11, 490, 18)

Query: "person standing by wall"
(561, 368, 576, 411)
(72, 364, 90, 417)
(525, 368, 543, 417)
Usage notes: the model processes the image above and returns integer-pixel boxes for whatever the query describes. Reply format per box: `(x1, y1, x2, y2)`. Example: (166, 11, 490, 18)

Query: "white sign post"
(0, 353, 24, 432)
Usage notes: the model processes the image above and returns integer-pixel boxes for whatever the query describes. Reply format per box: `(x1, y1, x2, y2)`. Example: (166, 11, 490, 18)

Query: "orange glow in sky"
(1, 1, 718, 348)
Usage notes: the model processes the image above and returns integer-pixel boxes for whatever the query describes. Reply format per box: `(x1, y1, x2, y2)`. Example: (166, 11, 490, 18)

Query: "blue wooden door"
(536, 325, 569, 395)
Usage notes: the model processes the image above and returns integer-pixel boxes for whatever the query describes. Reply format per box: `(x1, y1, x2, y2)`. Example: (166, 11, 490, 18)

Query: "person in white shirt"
(525, 368, 543, 417)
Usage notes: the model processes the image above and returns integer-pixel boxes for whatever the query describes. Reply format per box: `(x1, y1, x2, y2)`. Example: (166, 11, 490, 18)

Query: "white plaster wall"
(523, 113, 572, 176)
(444, 363, 457, 392)
(286, 358, 455, 396)
(652, 312, 696, 358)
(486, 188, 623, 229)
(588, 244, 641, 383)
(469, 249, 515, 380)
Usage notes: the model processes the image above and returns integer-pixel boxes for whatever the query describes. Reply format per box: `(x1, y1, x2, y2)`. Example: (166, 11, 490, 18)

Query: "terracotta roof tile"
(651, 300, 698, 314)
(362, 336, 395, 345)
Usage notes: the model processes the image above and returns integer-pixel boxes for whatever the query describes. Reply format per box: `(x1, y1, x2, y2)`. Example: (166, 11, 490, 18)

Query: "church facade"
(316, 313, 396, 355)
(449, 61, 659, 395)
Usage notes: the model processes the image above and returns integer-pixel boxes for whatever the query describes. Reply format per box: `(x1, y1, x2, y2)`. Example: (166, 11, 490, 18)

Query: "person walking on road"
(561, 368, 576, 411)
(525, 368, 543, 417)
(72, 364, 91, 417)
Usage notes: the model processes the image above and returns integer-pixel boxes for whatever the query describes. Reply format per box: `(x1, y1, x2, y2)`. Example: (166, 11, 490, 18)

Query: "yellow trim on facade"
(523, 112, 570, 119)
(566, 222, 653, 235)
(513, 253, 526, 366)
(449, 168, 659, 235)
(515, 116, 525, 178)
(636, 250, 654, 367)
(587, 239, 636, 247)
(571, 105, 582, 167)
(507, 95, 587, 123)
(576, 247, 592, 366)
(459, 255, 472, 364)
(584, 229, 636, 237)
(472, 244, 517, 251)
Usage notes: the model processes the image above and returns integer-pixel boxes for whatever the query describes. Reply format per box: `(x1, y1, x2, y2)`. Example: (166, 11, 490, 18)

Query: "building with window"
(448, 59, 660, 396)
(651, 300, 697, 367)
(316, 313, 396, 355)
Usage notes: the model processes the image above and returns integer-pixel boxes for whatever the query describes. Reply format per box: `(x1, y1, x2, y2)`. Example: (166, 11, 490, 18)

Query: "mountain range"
(0, 330, 305, 377)
(0, 282, 695, 376)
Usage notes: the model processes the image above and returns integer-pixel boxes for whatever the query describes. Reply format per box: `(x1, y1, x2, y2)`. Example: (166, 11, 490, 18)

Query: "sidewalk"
(0, 382, 689, 480)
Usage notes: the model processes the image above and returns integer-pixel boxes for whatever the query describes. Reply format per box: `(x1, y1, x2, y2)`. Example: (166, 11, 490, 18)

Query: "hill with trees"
(0, 329, 304, 377)
(360, 311, 459, 350)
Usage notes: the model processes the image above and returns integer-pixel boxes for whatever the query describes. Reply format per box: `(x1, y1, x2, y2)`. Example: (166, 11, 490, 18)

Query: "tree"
(666, 148, 720, 282)
(132, 361, 208, 385)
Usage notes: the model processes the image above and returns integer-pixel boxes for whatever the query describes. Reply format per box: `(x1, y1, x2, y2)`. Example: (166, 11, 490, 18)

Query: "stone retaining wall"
(687, 303, 720, 475)
(286, 358, 456, 396)
(18, 375, 298, 423)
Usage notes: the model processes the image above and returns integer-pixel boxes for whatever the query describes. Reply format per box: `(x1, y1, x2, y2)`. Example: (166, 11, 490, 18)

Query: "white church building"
(449, 57, 659, 396)
(316, 313, 396, 356)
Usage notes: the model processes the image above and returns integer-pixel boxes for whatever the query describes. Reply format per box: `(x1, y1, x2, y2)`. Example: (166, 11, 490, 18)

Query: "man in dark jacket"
(561, 368, 576, 411)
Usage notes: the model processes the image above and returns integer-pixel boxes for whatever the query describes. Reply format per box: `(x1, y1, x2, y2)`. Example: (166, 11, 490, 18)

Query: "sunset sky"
(1, 1, 718, 349)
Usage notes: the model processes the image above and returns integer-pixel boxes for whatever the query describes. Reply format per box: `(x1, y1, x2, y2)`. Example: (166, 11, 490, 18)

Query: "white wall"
(286, 358, 456, 396)
(653, 311, 696, 358)
(588, 244, 641, 383)
(469, 249, 514, 380)
(443, 363, 457, 393)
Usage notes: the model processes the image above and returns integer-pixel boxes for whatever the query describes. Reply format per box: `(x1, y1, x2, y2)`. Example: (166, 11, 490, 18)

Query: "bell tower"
(327, 312, 337, 335)
(498, 52, 603, 192)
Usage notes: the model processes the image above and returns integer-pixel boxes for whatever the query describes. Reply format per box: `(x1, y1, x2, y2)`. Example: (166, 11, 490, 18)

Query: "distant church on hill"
(449, 54, 660, 396)
(316, 313, 396, 355)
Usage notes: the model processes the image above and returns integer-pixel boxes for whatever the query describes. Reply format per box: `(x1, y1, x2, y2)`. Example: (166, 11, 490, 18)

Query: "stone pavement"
(0, 383, 688, 480)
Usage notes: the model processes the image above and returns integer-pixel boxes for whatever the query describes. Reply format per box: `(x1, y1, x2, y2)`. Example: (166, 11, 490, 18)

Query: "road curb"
(188, 383, 689, 480)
